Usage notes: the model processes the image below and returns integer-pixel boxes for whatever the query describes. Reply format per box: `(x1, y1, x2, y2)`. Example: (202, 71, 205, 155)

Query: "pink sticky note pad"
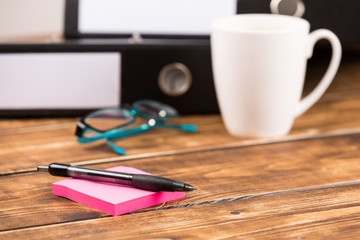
(52, 166, 185, 216)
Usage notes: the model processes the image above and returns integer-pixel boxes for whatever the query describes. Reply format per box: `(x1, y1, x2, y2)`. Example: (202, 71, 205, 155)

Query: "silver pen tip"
(37, 165, 49, 172)
(184, 184, 197, 191)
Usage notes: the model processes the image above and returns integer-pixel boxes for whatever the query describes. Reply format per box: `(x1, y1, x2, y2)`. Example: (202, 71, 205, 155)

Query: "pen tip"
(184, 184, 197, 191)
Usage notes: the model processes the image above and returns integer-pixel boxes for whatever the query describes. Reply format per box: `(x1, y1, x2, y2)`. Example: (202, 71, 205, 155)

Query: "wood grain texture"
(0, 118, 74, 131)
(1, 135, 359, 231)
(1, 182, 360, 239)
(0, 88, 359, 175)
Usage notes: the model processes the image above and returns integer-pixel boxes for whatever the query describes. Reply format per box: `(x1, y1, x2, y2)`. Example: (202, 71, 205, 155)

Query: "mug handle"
(295, 29, 342, 117)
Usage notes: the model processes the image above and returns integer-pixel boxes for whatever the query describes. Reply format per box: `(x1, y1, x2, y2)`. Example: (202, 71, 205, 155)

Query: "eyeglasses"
(75, 100, 197, 154)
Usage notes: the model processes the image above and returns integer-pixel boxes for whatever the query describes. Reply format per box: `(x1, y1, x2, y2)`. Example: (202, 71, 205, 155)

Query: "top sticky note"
(52, 166, 185, 216)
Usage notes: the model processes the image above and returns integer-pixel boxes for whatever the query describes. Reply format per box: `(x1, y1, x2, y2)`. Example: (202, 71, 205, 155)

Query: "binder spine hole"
(158, 63, 192, 97)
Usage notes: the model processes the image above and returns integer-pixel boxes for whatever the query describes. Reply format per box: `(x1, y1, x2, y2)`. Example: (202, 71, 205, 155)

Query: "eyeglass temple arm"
(106, 140, 126, 155)
(107, 123, 153, 141)
(102, 124, 152, 155)
(106, 121, 197, 141)
(77, 122, 197, 148)
(76, 123, 152, 147)
(103, 122, 197, 155)
(156, 122, 197, 132)
(77, 129, 107, 143)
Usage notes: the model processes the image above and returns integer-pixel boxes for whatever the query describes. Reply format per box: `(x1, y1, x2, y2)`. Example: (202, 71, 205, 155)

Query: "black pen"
(37, 163, 196, 192)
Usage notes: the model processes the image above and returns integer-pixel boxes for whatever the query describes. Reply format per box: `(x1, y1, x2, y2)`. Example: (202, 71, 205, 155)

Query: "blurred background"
(2, 0, 359, 46)
(0, 0, 358, 116)
(0, 0, 64, 42)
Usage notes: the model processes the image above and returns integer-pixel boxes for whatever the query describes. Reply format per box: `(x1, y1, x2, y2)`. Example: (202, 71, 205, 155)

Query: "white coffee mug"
(211, 14, 341, 138)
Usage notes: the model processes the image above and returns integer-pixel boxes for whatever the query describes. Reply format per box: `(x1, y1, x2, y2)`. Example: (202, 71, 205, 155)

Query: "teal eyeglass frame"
(75, 100, 197, 155)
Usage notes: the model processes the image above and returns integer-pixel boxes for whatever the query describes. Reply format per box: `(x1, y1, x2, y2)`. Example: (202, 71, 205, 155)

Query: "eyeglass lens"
(85, 109, 132, 131)
(132, 100, 178, 119)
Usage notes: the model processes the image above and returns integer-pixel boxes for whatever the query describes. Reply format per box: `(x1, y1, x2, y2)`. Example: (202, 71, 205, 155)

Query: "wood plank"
(1, 181, 360, 239)
(1, 135, 360, 230)
(1, 88, 360, 175)
(0, 118, 74, 131)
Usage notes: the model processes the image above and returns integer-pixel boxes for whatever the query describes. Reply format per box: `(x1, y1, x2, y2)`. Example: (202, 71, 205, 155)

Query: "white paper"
(0, 52, 121, 109)
(78, 0, 237, 35)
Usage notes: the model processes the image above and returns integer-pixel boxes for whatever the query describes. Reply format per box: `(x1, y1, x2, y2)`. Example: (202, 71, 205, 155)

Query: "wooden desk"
(1, 53, 360, 239)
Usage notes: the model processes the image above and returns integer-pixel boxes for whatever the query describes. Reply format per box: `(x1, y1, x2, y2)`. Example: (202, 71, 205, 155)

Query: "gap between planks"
(2, 128, 360, 176)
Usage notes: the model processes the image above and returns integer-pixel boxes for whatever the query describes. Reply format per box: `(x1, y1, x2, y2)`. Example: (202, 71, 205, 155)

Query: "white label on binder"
(0, 52, 121, 109)
(78, 0, 237, 35)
